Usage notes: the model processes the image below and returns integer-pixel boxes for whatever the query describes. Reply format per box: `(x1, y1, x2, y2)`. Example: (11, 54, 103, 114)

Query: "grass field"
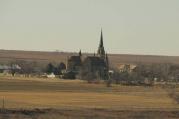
(0, 76, 179, 118)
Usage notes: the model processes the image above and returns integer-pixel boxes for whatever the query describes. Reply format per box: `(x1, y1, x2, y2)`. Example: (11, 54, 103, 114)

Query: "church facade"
(62, 30, 109, 80)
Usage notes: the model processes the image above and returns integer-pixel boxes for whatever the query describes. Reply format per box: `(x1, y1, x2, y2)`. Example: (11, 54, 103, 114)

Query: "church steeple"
(97, 29, 105, 58)
(79, 49, 82, 57)
(99, 29, 103, 47)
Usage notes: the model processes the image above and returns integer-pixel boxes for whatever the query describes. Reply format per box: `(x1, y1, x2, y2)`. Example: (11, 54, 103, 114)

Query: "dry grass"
(0, 91, 176, 109)
(0, 76, 179, 118)
(0, 76, 178, 110)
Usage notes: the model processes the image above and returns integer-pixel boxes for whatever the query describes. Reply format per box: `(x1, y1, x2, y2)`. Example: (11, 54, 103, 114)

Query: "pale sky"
(0, 0, 179, 56)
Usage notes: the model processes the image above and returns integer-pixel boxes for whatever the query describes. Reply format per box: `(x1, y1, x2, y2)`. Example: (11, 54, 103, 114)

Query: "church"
(62, 30, 109, 80)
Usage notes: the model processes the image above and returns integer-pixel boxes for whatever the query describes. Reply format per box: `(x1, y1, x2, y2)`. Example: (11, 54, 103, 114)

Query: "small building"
(118, 64, 137, 73)
(0, 64, 21, 74)
(47, 73, 56, 78)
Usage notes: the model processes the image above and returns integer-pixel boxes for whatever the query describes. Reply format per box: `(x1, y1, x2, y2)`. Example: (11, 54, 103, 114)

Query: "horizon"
(1, 48, 179, 57)
(0, 0, 179, 56)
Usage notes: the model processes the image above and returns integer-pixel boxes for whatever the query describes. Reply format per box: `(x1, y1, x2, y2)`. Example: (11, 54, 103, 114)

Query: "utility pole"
(2, 97, 4, 110)
(1, 97, 5, 111)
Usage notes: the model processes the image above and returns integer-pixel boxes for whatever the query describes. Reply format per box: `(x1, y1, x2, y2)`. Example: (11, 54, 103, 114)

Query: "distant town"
(0, 31, 179, 87)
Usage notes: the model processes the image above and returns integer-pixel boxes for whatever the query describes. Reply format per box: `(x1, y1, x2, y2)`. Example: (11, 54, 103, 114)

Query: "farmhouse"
(0, 64, 21, 73)
(62, 30, 109, 80)
(118, 64, 137, 73)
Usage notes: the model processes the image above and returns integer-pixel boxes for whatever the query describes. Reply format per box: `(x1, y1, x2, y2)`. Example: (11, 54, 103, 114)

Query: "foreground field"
(1, 108, 179, 119)
(0, 76, 179, 118)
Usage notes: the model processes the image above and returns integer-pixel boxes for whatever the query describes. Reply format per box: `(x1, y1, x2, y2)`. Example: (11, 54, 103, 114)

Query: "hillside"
(0, 50, 179, 67)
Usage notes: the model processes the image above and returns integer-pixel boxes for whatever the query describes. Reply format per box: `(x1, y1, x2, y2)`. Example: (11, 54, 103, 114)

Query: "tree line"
(3, 60, 179, 86)
(110, 63, 179, 86)
(2, 60, 66, 77)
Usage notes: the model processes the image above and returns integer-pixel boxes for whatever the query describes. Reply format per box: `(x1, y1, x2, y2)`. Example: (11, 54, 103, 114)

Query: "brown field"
(0, 76, 179, 118)
(1, 50, 179, 67)
(1, 108, 179, 119)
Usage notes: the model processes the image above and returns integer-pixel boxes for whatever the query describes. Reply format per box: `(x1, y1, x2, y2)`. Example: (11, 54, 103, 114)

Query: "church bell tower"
(97, 29, 105, 59)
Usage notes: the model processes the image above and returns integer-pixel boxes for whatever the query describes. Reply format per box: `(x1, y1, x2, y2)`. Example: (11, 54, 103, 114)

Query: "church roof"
(84, 56, 106, 66)
(68, 56, 82, 65)
(69, 56, 81, 60)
